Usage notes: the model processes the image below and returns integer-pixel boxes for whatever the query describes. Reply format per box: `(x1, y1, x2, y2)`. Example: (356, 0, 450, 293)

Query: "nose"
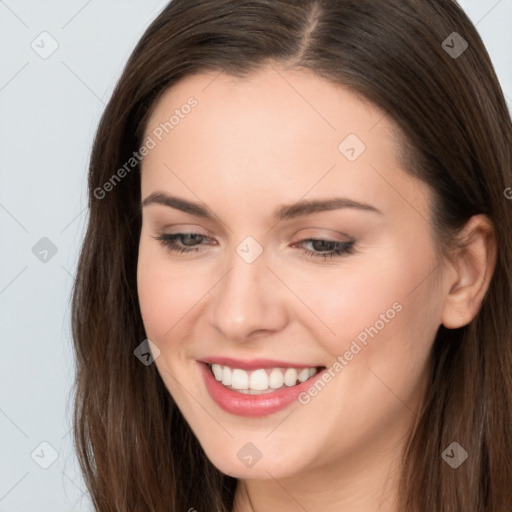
(208, 247, 289, 342)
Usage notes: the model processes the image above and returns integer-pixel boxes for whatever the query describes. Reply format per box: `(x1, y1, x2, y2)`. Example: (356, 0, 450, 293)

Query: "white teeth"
(209, 364, 320, 393)
(249, 369, 269, 391)
(221, 366, 232, 386)
(298, 368, 310, 383)
(284, 368, 298, 387)
(211, 363, 223, 381)
(231, 369, 249, 390)
(269, 368, 284, 389)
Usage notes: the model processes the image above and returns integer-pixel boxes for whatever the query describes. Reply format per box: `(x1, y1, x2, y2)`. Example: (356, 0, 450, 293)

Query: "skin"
(136, 62, 496, 512)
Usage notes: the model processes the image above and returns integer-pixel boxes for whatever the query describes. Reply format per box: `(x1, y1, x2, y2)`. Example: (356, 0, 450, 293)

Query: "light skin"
(136, 62, 496, 511)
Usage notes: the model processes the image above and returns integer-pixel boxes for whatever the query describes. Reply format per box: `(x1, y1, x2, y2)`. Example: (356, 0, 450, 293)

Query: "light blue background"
(0, 1, 511, 510)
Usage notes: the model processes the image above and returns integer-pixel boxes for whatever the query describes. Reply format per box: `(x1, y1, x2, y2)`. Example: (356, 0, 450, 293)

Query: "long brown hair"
(71, 1, 512, 510)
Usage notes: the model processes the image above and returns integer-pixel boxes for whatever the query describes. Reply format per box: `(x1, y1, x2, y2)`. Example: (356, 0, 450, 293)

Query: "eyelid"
(155, 225, 216, 239)
(291, 229, 354, 243)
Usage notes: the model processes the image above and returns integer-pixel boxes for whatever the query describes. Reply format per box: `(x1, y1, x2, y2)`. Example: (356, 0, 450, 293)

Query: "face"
(137, 63, 448, 481)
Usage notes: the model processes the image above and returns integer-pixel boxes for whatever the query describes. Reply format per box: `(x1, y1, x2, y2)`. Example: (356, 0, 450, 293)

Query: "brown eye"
(294, 238, 356, 260)
(154, 233, 211, 253)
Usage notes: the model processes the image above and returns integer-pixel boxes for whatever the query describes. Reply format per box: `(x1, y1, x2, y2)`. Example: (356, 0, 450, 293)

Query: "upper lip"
(200, 356, 324, 371)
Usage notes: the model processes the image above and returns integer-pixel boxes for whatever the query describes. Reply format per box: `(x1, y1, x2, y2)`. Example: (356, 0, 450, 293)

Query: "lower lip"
(199, 362, 324, 417)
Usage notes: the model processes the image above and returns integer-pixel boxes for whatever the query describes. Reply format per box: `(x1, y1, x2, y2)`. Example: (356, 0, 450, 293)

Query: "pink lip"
(198, 361, 326, 417)
(200, 356, 319, 371)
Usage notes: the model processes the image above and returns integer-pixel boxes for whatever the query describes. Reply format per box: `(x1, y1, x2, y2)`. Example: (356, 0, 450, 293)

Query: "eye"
(153, 232, 212, 253)
(153, 232, 356, 260)
(293, 238, 356, 260)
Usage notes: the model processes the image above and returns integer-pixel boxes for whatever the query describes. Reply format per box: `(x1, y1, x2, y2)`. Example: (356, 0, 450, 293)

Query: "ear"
(441, 214, 497, 329)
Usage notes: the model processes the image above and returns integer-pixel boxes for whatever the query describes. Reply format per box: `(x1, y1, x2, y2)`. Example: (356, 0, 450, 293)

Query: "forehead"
(143, 64, 399, 150)
(140, 64, 427, 221)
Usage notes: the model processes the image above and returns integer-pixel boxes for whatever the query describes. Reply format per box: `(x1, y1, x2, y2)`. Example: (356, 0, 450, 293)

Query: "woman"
(71, 0, 512, 510)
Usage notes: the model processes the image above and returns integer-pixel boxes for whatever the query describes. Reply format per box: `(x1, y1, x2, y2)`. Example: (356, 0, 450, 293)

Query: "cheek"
(288, 243, 440, 362)
(136, 243, 205, 342)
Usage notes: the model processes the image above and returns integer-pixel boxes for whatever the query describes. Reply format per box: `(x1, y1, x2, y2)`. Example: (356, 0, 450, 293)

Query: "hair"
(70, 0, 512, 510)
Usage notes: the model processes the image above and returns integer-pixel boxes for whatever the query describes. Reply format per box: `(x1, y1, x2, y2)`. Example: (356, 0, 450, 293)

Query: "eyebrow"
(141, 191, 382, 222)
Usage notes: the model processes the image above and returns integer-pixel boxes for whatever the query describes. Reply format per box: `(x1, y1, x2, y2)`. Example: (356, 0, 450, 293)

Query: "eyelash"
(153, 233, 356, 260)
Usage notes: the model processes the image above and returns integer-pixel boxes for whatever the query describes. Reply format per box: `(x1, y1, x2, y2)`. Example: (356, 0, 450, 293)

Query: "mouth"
(198, 359, 327, 417)
(206, 362, 324, 395)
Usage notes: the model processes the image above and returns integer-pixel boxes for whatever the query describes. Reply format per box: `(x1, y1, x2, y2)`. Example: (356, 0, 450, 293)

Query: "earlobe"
(441, 215, 497, 329)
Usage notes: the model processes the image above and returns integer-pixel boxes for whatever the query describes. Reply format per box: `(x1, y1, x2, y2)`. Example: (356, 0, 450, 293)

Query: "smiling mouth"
(207, 363, 325, 395)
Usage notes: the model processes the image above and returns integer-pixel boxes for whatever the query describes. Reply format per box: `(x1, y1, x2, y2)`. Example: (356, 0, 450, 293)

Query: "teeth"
(212, 364, 223, 381)
(284, 368, 297, 386)
(231, 369, 249, 390)
(209, 363, 320, 393)
(269, 368, 284, 389)
(298, 368, 310, 382)
(249, 369, 268, 391)
(221, 366, 232, 386)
